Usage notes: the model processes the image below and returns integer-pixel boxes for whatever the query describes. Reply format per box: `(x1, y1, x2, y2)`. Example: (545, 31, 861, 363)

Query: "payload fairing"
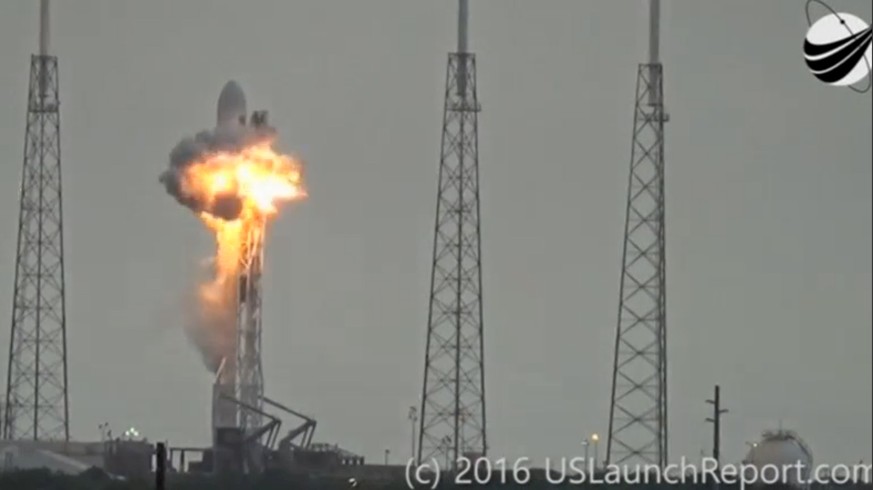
(217, 80, 248, 127)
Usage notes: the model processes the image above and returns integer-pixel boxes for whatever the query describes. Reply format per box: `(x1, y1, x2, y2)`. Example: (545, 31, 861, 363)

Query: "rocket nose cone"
(217, 80, 247, 126)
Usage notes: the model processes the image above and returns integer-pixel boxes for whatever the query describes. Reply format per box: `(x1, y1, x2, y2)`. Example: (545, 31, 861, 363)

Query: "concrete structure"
(0, 439, 153, 479)
(1, 440, 101, 474)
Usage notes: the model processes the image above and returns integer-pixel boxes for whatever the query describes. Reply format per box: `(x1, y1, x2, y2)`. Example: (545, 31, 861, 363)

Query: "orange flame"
(180, 142, 305, 219)
(179, 140, 305, 320)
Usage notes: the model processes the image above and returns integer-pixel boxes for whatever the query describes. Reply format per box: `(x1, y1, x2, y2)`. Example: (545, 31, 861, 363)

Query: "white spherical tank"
(743, 430, 814, 488)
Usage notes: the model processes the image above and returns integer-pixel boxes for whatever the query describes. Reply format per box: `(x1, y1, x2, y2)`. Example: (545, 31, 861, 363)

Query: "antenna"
(40, 0, 50, 57)
(648, 0, 661, 106)
(39, 0, 50, 99)
(649, 0, 659, 64)
(458, 0, 468, 54)
(456, 0, 469, 96)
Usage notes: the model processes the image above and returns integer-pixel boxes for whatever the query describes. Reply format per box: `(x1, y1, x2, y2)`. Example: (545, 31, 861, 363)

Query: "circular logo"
(804, 0, 872, 92)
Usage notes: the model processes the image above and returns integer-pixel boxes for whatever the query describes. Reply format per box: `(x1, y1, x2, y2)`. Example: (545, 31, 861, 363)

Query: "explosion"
(160, 122, 305, 372)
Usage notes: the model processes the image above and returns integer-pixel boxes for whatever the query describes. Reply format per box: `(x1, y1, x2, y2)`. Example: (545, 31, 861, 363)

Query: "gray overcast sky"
(1, 0, 870, 466)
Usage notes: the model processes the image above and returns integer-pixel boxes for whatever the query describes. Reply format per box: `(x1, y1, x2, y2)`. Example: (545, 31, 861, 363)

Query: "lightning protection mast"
(4, 0, 71, 442)
(606, 0, 670, 469)
(417, 0, 486, 470)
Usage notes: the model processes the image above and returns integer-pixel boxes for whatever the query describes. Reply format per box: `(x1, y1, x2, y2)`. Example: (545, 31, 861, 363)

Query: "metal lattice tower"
(236, 220, 265, 432)
(606, 0, 669, 468)
(417, 0, 486, 469)
(211, 215, 266, 442)
(4, 0, 70, 442)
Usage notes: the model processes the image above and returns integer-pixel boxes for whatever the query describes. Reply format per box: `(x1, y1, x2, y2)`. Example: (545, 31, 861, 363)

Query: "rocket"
(216, 80, 269, 129)
(216, 80, 265, 304)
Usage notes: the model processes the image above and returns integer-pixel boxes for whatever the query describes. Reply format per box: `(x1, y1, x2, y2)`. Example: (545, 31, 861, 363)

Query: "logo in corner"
(804, 0, 872, 93)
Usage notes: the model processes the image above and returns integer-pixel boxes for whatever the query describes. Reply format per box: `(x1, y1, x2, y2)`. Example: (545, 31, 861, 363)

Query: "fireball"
(177, 139, 306, 344)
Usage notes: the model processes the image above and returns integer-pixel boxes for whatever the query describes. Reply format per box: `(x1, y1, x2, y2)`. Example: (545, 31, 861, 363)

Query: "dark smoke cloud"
(159, 123, 276, 221)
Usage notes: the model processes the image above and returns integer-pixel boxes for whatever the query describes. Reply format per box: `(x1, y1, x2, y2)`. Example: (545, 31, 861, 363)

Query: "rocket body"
(211, 80, 270, 445)
(210, 81, 247, 442)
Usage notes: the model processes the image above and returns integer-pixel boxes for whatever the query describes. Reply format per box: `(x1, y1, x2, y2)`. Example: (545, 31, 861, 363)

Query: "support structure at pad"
(417, 0, 487, 470)
(606, 0, 670, 469)
(4, 0, 70, 442)
(213, 218, 266, 442)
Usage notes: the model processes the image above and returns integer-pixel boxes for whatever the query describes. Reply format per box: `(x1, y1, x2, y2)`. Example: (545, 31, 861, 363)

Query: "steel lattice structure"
(212, 220, 266, 438)
(417, 47, 486, 468)
(236, 220, 265, 432)
(606, 59, 669, 468)
(3, 51, 70, 442)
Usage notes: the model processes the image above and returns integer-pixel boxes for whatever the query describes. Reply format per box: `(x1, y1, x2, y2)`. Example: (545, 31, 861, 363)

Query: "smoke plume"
(180, 271, 235, 374)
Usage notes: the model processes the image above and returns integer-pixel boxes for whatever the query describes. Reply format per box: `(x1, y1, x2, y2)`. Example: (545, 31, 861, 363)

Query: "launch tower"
(417, 0, 487, 469)
(3, 0, 70, 441)
(606, 0, 669, 468)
